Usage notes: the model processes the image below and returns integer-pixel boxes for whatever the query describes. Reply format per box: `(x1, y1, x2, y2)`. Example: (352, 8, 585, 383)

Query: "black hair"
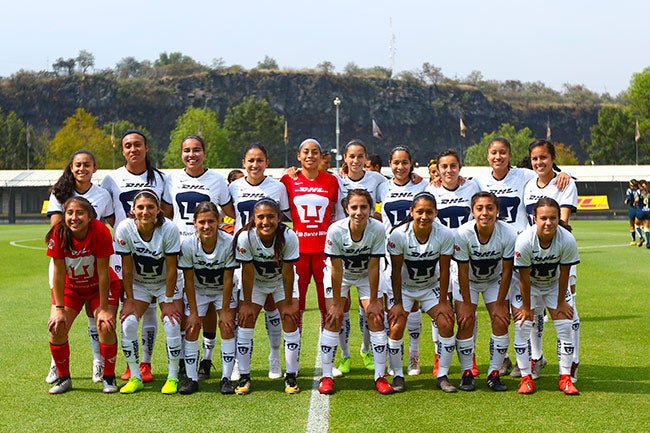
(471, 191, 499, 209)
(389, 146, 414, 176)
(45, 196, 97, 253)
(49, 150, 96, 204)
(129, 189, 166, 227)
(528, 139, 563, 172)
(121, 129, 163, 186)
(436, 149, 462, 168)
(390, 192, 437, 233)
(344, 139, 367, 156)
(243, 143, 269, 159)
(341, 188, 374, 212)
(488, 137, 512, 151)
(182, 135, 206, 151)
(193, 201, 220, 221)
(516, 156, 532, 169)
(532, 197, 572, 232)
(367, 154, 383, 168)
(233, 197, 288, 265)
(227, 169, 245, 184)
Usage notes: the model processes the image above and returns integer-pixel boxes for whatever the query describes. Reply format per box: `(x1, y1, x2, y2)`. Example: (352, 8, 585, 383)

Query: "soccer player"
(523, 139, 579, 381)
(233, 198, 301, 395)
(386, 192, 454, 392)
(46, 197, 120, 394)
(229, 143, 290, 380)
(114, 190, 182, 394)
(177, 202, 239, 394)
(280, 139, 339, 331)
(101, 130, 169, 384)
(164, 135, 235, 381)
(624, 179, 639, 245)
(512, 197, 580, 395)
(319, 189, 390, 395)
(635, 180, 650, 248)
(44, 150, 115, 385)
(453, 192, 517, 391)
(380, 146, 427, 376)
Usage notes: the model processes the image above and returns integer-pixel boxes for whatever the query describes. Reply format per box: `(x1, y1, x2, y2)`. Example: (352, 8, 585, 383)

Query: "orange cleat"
(432, 353, 439, 377)
(140, 362, 153, 383)
(318, 376, 335, 395)
(559, 374, 579, 395)
(120, 365, 131, 381)
(518, 375, 535, 394)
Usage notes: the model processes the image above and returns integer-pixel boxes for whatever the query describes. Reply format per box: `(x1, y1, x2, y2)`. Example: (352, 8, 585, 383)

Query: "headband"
(298, 139, 322, 152)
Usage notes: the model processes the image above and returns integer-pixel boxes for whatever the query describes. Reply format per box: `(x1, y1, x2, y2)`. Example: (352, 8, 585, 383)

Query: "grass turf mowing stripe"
(306, 334, 329, 433)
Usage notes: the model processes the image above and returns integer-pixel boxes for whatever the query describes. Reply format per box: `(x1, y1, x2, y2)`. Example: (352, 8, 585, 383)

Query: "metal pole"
(334, 97, 341, 171)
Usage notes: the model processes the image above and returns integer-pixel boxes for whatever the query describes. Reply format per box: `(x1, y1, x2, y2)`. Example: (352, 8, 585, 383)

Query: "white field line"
(306, 334, 329, 433)
(9, 238, 46, 250)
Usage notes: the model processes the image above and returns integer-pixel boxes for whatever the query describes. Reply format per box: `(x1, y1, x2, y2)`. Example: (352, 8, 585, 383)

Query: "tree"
(163, 106, 232, 168)
(553, 142, 579, 165)
(76, 50, 95, 74)
(316, 61, 335, 75)
(0, 108, 40, 169)
(343, 62, 362, 76)
(154, 52, 207, 77)
(420, 62, 444, 84)
(52, 57, 76, 76)
(255, 55, 279, 70)
(47, 108, 112, 168)
(587, 105, 643, 164)
(115, 57, 154, 79)
(626, 67, 650, 119)
(464, 123, 535, 166)
(222, 97, 285, 166)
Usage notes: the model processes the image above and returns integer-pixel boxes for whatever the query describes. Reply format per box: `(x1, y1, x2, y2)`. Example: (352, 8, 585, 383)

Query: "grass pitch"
(0, 221, 648, 432)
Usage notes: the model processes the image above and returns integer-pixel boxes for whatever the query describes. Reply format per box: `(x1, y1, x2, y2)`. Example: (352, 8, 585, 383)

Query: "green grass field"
(0, 221, 649, 432)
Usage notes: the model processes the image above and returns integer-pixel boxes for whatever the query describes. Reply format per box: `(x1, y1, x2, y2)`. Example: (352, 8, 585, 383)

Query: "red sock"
(50, 342, 70, 377)
(100, 343, 118, 377)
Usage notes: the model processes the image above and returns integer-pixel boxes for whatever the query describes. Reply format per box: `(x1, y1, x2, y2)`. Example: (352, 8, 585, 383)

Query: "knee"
(122, 314, 139, 338)
(162, 315, 181, 338)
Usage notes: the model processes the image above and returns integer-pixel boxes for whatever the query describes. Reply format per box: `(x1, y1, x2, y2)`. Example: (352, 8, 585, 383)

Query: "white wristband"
(164, 296, 173, 304)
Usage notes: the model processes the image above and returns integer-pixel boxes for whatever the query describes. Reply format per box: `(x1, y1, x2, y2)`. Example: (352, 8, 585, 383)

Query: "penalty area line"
(9, 238, 46, 250)
(306, 334, 329, 433)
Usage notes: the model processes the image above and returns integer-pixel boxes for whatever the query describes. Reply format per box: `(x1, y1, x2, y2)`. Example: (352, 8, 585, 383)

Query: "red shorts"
(51, 268, 121, 312)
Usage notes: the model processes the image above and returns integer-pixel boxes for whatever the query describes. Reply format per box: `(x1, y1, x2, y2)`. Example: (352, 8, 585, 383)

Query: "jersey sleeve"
(235, 233, 254, 263)
(46, 231, 65, 259)
(178, 237, 195, 270)
(387, 229, 405, 256)
(375, 176, 389, 204)
(114, 220, 133, 255)
(452, 227, 470, 263)
(514, 231, 533, 269)
(440, 227, 455, 256)
(278, 182, 290, 212)
(370, 223, 387, 257)
(158, 171, 172, 205)
(324, 224, 342, 257)
(559, 180, 578, 211)
(501, 224, 517, 260)
(92, 220, 115, 258)
(45, 193, 63, 217)
(162, 221, 181, 255)
(282, 229, 300, 262)
(559, 229, 580, 266)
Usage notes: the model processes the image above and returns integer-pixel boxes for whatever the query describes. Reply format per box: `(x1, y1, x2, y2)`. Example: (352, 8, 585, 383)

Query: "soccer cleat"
(510, 363, 522, 378)
(630, 240, 637, 246)
(332, 366, 344, 378)
(179, 379, 199, 395)
(48, 376, 72, 394)
(517, 375, 535, 394)
(235, 375, 251, 395)
(487, 370, 507, 392)
(284, 373, 300, 394)
(375, 376, 394, 395)
(570, 362, 579, 383)
(337, 356, 351, 374)
(459, 369, 476, 391)
(120, 377, 143, 394)
(318, 376, 335, 395)
(531, 356, 547, 380)
(120, 365, 131, 381)
(360, 351, 374, 371)
(102, 376, 118, 394)
(161, 377, 179, 395)
(559, 374, 579, 395)
(638, 238, 645, 247)
(268, 357, 282, 379)
(220, 377, 235, 395)
(178, 359, 187, 381)
(392, 375, 405, 393)
(407, 353, 421, 376)
(432, 353, 439, 377)
(45, 362, 58, 384)
(499, 355, 513, 376)
(139, 362, 153, 383)
(231, 360, 241, 381)
(92, 360, 104, 383)
(197, 359, 214, 381)
(471, 354, 479, 377)
(436, 375, 457, 393)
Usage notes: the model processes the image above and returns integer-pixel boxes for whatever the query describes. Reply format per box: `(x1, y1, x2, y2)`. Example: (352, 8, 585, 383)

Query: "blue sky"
(1, 0, 647, 95)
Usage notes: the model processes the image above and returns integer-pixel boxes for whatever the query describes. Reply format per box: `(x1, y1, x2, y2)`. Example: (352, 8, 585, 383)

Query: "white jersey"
(380, 180, 428, 232)
(523, 174, 578, 225)
(425, 179, 481, 230)
(178, 230, 238, 295)
(324, 217, 386, 278)
(453, 219, 517, 286)
(46, 184, 115, 221)
(114, 218, 181, 287)
(387, 220, 454, 291)
(229, 176, 289, 232)
(165, 169, 231, 239)
(235, 226, 299, 287)
(474, 167, 536, 234)
(101, 166, 168, 226)
(514, 225, 580, 288)
(336, 170, 389, 219)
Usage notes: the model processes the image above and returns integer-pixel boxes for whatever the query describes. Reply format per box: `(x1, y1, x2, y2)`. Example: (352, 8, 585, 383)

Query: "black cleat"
(179, 379, 199, 395)
(459, 369, 475, 391)
(487, 370, 507, 391)
(220, 377, 235, 395)
(197, 359, 214, 381)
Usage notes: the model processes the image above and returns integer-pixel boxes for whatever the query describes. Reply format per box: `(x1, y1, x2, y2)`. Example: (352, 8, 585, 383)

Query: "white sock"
(359, 306, 371, 353)
(284, 330, 301, 374)
(202, 335, 216, 362)
(220, 338, 236, 379)
(437, 335, 456, 377)
(320, 330, 339, 378)
(572, 302, 580, 364)
(514, 320, 533, 377)
(407, 312, 421, 357)
(489, 333, 509, 373)
(370, 330, 388, 381)
(554, 319, 574, 375)
(183, 339, 199, 381)
(456, 337, 474, 372)
(388, 338, 404, 378)
(339, 311, 351, 358)
(431, 318, 439, 346)
(236, 327, 254, 375)
(530, 309, 545, 360)
(141, 303, 158, 364)
(163, 316, 181, 379)
(265, 309, 282, 360)
(87, 317, 101, 363)
(121, 314, 141, 379)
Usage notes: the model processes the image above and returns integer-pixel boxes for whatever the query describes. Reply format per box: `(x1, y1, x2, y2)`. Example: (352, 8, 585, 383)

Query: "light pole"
(334, 97, 341, 171)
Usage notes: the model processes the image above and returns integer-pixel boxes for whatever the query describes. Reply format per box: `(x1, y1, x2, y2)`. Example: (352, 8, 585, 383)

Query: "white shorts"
(240, 279, 299, 306)
(324, 273, 371, 300)
(184, 289, 238, 316)
(400, 285, 442, 313)
(509, 280, 574, 311)
(132, 281, 182, 304)
(452, 279, 501, 305)
(570, 264, 577, 286)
